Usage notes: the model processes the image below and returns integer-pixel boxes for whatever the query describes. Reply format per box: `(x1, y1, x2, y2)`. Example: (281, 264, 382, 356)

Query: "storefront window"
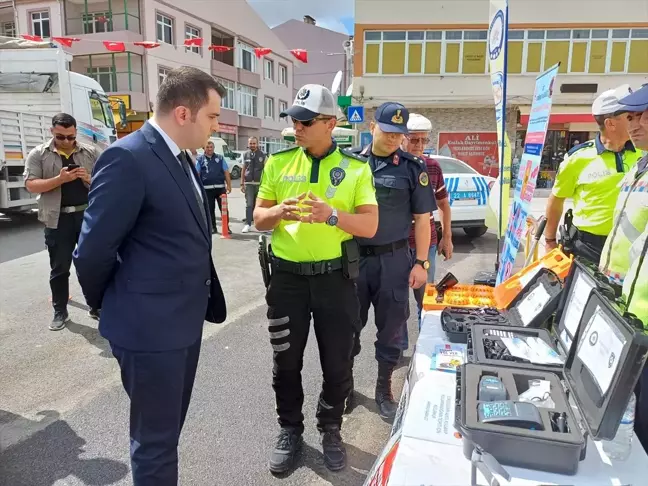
(215, 132, 236, 149)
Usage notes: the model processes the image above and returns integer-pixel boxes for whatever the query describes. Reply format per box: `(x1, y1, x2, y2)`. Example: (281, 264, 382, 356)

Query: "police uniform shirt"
(552, 135, 641, 235)
(258, 143, 377, 262)
(354, 145, 436, 246)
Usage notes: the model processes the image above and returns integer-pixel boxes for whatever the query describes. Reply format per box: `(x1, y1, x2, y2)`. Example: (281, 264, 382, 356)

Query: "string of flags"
(17, 34, 312, 63)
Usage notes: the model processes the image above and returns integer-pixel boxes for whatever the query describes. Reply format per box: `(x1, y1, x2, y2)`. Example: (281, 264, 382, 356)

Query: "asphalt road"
(0, 189, 537, 486)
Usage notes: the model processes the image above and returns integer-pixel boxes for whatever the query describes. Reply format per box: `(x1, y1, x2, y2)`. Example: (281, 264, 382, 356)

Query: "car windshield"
(436, 158, 477, 175)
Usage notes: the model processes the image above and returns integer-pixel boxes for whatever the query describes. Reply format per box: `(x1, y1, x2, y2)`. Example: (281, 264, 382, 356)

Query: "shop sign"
(437, 132, 499, 177)
(217, 124, 237, 135)
(109, 94, 131, 110)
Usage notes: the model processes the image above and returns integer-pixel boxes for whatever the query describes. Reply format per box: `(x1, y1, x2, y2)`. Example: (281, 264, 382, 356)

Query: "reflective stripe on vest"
(623, 231, 648, 328)
(600, 167, 648, 283)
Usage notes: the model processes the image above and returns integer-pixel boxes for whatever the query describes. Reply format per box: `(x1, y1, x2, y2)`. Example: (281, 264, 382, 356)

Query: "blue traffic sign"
(360, 131, 372, 147)
(348, 106, 364, 124)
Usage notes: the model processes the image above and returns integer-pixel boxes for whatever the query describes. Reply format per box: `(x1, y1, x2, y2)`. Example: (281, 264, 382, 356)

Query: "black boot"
(321, 426, 346, 471)
(268, 427, 302, 474)
(375, 362, 398, 421)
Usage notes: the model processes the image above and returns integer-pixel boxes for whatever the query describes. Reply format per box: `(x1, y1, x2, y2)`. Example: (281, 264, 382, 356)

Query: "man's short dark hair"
(156, 67, 227, 118)
(248, 137, 258, 143)
(52, 113, 77, 128)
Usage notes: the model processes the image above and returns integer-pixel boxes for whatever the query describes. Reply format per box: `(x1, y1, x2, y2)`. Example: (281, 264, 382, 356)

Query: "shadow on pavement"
(0, 410, 129, 486)
(299, 442, 376, 486)
(65, 300, 112, 358)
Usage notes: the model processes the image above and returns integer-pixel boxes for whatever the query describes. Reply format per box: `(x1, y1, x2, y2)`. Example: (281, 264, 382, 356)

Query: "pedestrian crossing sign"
(348, 106, 364, 124)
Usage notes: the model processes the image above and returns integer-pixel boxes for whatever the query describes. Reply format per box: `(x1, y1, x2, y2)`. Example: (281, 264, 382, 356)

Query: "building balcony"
(63, 0, 142, 37)
(71, 52, 148, 112)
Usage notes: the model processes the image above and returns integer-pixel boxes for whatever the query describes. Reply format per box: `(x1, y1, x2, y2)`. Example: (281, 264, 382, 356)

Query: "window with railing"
(2, 21, 16, 38)
(83, 12, 111, 34)
(64, 1, 141, 35)
(364, 28, 648, 75)
(238, 85, 258, 117)
(87, 66, 116, 92)
(211, 30, 235, 65)
(217, 78, 236, 110)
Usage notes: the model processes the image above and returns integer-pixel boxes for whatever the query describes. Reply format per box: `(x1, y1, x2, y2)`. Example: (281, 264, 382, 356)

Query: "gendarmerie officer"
(254, 84, 378, 473)
(544, 84, 641, 262)
(349, 102, 435, 421)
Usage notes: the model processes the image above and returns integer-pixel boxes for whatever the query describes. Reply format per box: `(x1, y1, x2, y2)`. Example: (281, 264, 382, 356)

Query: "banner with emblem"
(496, 63, 560, 284)
(485, 0, 512, 243)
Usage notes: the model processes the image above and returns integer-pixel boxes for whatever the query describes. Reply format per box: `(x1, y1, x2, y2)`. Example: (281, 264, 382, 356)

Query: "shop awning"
(519, 105, 594, 125)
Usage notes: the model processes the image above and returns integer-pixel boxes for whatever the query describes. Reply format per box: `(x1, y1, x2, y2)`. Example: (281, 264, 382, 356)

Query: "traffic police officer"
(544, 84, 642, 262)
(254, 84, 378, 473)
(350, 102, 435, 421)
(598, 84, 648, 451)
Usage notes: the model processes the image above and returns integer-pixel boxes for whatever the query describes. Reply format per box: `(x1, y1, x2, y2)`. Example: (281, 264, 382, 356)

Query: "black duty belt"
(359, 239, 408, 257)
(271, 256, 343, 276)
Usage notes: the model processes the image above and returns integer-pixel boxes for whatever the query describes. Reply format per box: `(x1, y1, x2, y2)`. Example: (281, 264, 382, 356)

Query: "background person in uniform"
(195, 141, 231, 234)
(241, 136, 266, 233)
(401, 113, 453, 328)
(254, 84, 378, 474)
(349, 103, 434, 421)
(23, 113, 100, 331)
(73, 67, 227, 486)
(544, 84, 641, 262)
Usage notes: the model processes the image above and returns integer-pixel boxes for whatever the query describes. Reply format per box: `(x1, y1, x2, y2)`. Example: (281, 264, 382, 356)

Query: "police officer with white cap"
(544, 84, 642, 262)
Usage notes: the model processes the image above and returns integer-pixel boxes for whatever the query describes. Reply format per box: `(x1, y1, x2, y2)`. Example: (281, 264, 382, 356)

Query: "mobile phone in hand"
(67, 163, 80, 171)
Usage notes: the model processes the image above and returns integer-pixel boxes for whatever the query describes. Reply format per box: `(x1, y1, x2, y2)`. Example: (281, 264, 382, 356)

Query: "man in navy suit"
(73, 67, 227, 486)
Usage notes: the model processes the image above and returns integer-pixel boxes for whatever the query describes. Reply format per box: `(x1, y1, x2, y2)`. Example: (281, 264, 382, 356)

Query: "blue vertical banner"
(496, 64, 560, 284)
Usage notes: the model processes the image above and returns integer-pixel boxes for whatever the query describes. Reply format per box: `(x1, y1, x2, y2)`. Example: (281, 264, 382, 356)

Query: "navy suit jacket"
(73, 122, 226, 352)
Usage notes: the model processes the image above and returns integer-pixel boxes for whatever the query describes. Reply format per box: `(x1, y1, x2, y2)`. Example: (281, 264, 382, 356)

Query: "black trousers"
(266, 269, 359, 434)
(44, 211, 84, 313)
(204, 188, 226, 228)
(110, 333, 202, 486)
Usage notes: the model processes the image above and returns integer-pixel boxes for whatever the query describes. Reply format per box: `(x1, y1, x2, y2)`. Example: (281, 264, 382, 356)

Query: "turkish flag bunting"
(184, 38, 203, 47)
(209, 45, 233, 53)
(290, 49, 308, 63)
(52, 37, 80, 47)
(254, 47, 272, 58)
(103, 41, 126, 52)
(134, 41, 160, 49)
(21, 34, 43, 41)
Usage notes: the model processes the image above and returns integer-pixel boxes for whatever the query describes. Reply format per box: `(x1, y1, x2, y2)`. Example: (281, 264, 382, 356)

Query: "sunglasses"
(408, 137, 430, 145)
(291, 116, 334, 127)
(55, 134, 76, 141)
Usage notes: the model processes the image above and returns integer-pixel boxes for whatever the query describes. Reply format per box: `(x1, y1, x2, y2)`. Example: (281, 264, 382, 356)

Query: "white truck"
(0, 37, 125, 213)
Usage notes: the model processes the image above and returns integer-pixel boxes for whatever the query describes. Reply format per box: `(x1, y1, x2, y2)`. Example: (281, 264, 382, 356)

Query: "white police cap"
(407, 113, 432, 132)
(592, 84, 633, 116)
(280, 84, 338, 121)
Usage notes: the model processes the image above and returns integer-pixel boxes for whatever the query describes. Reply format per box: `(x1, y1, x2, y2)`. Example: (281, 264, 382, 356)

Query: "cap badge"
(297, 88, 310, 100)
(391, 109, 404, 124)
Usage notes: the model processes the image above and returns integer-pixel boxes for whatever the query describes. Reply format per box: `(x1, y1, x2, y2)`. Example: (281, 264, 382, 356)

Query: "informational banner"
(438, 132, 499, 177)
(487, 0, 512, 239)
(496, 63, 560, 284)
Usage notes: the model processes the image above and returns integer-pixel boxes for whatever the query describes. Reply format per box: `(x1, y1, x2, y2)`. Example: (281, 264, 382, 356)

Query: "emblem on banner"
(488, 10, 505, 60)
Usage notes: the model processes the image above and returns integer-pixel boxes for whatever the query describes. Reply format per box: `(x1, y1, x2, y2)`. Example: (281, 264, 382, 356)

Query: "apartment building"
(273, 15, 353, 99)
(354, 0, 648, 183)
(0, 0, 294, 151)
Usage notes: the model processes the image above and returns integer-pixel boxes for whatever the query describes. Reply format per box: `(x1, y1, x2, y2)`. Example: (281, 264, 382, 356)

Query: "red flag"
(103, 41, 125, 52)
(51, 37, 80, 48)
(184, 38, 203, 47)
(21, 34, 43, 41)
(134, 41, 160, 49)
(254, 47, 272, 58)
(208, 45, 233, 53)
(290, 49, 308, 63)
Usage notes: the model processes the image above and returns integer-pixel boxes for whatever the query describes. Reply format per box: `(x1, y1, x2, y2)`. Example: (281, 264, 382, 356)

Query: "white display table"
(365, 311, 648, 486)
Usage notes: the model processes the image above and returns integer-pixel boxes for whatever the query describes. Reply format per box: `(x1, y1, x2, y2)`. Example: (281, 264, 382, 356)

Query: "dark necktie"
(178, 152, 208, 228)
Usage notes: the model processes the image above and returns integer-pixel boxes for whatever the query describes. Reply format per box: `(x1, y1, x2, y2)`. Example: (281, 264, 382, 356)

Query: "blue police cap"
(374, 102, 409, 134)
(619, 83, 648, 112)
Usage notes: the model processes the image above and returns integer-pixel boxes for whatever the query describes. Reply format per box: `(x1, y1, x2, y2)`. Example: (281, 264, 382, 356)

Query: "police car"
(433, 155, 496, 237)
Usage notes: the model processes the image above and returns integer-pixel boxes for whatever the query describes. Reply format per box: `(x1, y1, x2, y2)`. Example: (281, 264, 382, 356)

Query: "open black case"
(455, 289, 648, 475)
(441, 267, 564, 344)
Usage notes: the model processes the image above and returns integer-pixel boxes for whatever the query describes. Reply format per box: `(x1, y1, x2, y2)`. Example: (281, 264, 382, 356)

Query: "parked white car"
(433, 155, 496, 237)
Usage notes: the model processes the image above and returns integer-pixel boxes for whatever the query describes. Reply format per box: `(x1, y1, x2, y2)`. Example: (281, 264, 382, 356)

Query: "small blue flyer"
(432, 344, 467, 373)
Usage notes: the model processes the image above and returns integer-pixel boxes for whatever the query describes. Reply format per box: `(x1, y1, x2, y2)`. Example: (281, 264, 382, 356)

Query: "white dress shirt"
(148, 118, 203, 200)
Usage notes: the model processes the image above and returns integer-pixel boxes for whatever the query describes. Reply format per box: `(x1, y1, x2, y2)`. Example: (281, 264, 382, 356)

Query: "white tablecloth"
(366, 311, 648, 486)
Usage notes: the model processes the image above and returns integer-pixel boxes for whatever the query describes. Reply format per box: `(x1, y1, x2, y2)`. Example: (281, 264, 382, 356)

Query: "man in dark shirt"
(241, 137, 266, 233)
(24, 113, 101, 330)
(195, 141, 231, 234)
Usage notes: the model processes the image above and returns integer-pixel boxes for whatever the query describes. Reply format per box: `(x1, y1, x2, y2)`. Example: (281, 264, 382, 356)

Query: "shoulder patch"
(272, 146, 300, 156)
(340, 147, 369, 162)
(567, 140, 595, 157)
(419, 171, 429, 186)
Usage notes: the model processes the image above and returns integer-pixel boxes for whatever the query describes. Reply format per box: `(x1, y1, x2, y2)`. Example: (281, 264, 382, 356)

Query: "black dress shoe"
(321, 426, 346, 471)
(269, 427, 302, 474)
(88, 308, 101, 320)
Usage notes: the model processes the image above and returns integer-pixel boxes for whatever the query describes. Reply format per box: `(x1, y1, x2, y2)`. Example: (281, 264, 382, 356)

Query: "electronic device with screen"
(478, 401, 544, 430)
(478, 376, 507, 402)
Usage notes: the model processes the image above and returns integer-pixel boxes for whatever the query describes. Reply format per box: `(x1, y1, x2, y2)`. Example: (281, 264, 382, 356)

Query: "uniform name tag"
(283, 175, 307, 183)
(578, 159, 612, 185)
